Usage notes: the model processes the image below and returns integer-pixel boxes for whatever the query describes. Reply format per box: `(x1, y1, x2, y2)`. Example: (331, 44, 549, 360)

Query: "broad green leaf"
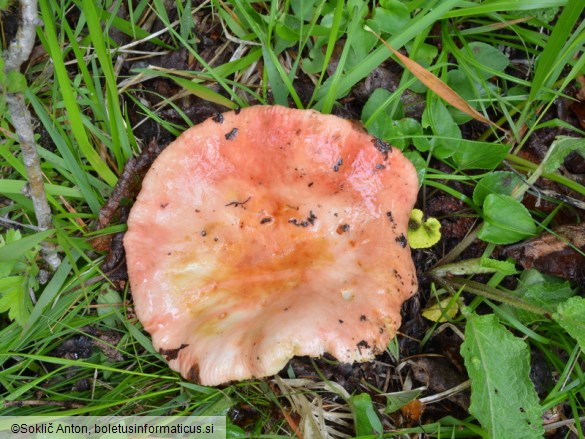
(542, 136, 585, 174)
(366, 1, 409, 35)
(473, 172, 523, 206)
(350, 393, 383, 436)
(291, 0, 317, 21)
(451, 140, 509, 170)
(461, 314, 544, 439)
(512, 270, 574, 324)
(468, 42, 510, 79)
(361, 88, 394, 138)
(447, 69, 475, 103)
(554, 297, 585, 351)
(386, 117, 418, 150)
(404, 150, 426, 185)
(478, 194, 536, 244)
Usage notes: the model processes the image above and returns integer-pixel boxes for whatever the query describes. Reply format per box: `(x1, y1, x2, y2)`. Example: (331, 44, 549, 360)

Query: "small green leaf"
(473, 172, 523, 206)
(406, 42, 438, 93)
(451, 140, 509, 170)
(302, 45, 326, 74)
(349, 22, 378, 66)
(361, 88, 393, 131)
(275, 16, 302, 42)
(408, 208, 441, 248)
(0, 276, 29, 327)
(510, 7, 560, 26)
(468, 42, 510, 79)
(350, 393, 383, 436)
(0, 230, 23, 277)
(6, 71, 28, 93)
(421, 98, 461, 159)
(478, 194, 536, 244)
(446, 69, 480, 124)
(554, 296, 585, 351)
(447, 69, 475, 104)
(408, 42, 438, 67)
(461, 314, 544, 439)
(366, 1, 409, 35)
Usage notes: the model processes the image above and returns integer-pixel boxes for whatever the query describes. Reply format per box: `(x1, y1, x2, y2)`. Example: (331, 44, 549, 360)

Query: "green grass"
(1, 0, 585, 437)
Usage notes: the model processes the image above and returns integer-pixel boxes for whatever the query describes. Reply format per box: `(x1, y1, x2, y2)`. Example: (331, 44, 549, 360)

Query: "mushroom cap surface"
(124, 106, 419, 385)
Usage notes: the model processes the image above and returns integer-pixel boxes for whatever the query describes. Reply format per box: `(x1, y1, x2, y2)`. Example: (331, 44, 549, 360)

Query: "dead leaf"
(421, 296, 459, 322)
(570, 100, 585, 129)
(410, 357, 470, 411)
(400, 399, 425, 424)
(365, 26, 505, 133)
(505, 223, 585, 281)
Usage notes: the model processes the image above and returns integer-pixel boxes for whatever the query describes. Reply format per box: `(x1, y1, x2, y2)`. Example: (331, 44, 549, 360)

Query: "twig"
(418, 380, 470, 404)
(3, 400, 84, 409)
(3, 0, 61, 270)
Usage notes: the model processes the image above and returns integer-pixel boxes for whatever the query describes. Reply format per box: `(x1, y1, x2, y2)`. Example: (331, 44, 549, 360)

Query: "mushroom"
(124, 106, 419, 386)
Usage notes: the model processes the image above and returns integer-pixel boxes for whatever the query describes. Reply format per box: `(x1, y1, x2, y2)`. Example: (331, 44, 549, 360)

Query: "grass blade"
(519, 0, 584, 125)
(315, 0, 462, 106)
(38, 0, 117, 187)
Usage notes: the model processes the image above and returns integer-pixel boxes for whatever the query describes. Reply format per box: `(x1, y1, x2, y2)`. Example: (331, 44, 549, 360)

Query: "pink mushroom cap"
(124, 105, 419, 385)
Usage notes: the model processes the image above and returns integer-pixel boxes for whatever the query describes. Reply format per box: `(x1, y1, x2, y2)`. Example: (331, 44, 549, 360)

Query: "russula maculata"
(124, 105, 419, 386)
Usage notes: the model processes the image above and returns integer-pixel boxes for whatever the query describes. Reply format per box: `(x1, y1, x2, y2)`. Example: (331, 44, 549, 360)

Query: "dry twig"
(3, 0, 61, 270)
